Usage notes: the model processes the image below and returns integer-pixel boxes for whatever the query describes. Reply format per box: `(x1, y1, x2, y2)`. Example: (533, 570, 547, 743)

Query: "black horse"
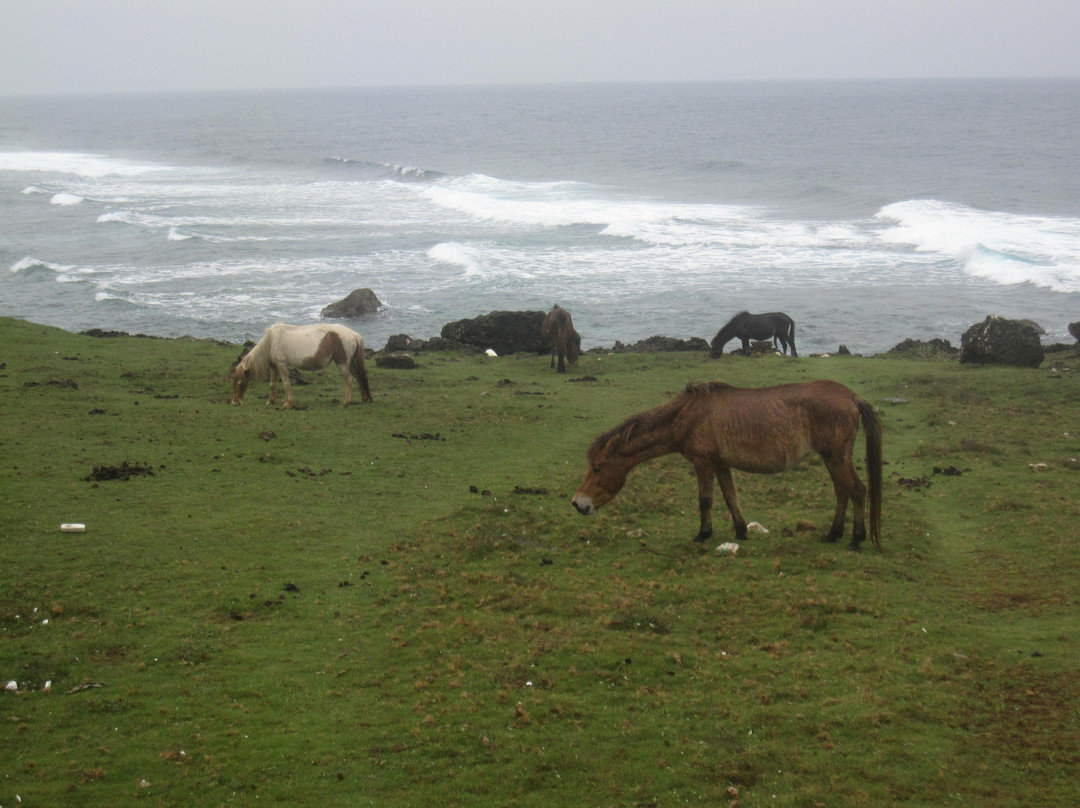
(710, 311, 797, 358)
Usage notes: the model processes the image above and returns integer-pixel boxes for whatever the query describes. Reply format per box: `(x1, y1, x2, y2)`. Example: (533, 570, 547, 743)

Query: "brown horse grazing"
(231, 323, 373, 408)
(572, 380, 882, 550)
(711, 311, 797, 358)
(540, 305, 581, 373)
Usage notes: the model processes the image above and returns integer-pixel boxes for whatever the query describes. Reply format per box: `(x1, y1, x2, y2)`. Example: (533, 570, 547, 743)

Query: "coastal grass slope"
(1, 317, 1077, 807)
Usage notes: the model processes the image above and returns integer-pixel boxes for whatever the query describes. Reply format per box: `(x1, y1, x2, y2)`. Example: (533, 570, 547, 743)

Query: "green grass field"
(1, 316, 1078, 806)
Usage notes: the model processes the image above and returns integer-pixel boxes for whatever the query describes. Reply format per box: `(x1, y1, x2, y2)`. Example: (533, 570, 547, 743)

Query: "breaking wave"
(876, 200, 1080, 293)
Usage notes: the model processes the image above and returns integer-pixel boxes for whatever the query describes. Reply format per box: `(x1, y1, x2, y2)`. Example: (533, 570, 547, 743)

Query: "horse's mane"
(237, 326, 275, 381)
(723, 311, 749, 326)
(587, 382, 730, 459)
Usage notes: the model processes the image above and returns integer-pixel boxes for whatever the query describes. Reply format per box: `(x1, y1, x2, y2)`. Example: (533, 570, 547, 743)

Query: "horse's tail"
(857, 398, 883, 550)
(350, 337, 373, 403)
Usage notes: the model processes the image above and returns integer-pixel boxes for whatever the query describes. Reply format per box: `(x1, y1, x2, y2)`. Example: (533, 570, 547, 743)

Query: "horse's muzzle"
(572, 497, 595, 516)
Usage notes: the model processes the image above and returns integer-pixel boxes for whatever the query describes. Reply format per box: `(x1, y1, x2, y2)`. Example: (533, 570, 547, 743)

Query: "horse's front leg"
(267, 368, 279, 406)
(274, 362, 294, 408)
(691, 461, 715, 543)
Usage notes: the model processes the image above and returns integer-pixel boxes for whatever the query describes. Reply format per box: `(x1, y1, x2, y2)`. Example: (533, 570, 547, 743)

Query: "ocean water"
(2, 80, 1078, 355)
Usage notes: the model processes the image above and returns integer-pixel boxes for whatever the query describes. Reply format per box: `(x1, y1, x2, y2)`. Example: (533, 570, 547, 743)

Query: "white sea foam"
(0, 151, 175, 178)
(50, 193, 84, 206)
(876, 200, 1080, 293)
(10, 256, 75, 274)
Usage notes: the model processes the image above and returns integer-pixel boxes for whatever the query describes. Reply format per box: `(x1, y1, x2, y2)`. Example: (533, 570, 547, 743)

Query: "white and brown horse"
(231, 323, 373, 407)
(540, 305, 581, 373)
(572, 380, 882, 550)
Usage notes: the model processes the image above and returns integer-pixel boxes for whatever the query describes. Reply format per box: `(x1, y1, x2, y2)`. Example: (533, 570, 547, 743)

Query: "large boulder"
(440, 311, 548, 355)
(959, 315, 1044, 368)
(321, 288, 382, 319)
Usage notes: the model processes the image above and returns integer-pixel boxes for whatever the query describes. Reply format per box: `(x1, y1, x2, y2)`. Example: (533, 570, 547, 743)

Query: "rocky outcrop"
(887, 338, 959, 359)
(375, 353, 419, 369)
(321, 288, 382, 319)
(612, 335, 709, 353)
(383, 334, 469, 353)
(959, 315, 1044, 368)
(440, 311, 549, 355)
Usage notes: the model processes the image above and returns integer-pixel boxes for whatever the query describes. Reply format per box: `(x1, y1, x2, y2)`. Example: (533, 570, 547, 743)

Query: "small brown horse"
(711, 311, 797, 357)
(572, 380, 882, 550)
(540, 305, 581, 373)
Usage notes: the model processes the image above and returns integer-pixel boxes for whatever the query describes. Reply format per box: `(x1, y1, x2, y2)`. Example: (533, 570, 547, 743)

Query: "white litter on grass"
(716, 542, 740, 556)
(485, 348, 497, 357)
(60, 523, 86, 532)
(746, 521, 769, 535)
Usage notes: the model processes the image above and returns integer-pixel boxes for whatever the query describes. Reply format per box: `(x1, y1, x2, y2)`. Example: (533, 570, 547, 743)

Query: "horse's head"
(572, 435, 630, 516)
(230, 361, 251, 405)
(568, 331, 582, 365)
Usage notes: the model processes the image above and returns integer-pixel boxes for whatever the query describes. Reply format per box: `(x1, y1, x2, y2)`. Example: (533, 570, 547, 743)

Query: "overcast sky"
(3, 0, 1079, 97)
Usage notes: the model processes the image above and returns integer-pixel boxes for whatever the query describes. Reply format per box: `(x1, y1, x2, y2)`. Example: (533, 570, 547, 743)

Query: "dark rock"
(384, 334, 414, 352)
(959, 315, 1044, 368)
(440, 311, 548, 355)
(382, 334, 470, 353)
(612, 335, 709, 353)
(887, 338, 959, 359)
(80, 328, 158, 339)
(321, 288, 382, 319)
(375, 353, 418, 369)
(1069, 322, 1080, 343)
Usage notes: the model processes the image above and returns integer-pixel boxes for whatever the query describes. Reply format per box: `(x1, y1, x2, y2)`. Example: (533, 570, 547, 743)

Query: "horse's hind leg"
(714, 465, 748, 542)
(691, 461, 717, 543)
(339, 362, 354, 405)
(822, 452, 866, 549)
(352, 352, 373, 403)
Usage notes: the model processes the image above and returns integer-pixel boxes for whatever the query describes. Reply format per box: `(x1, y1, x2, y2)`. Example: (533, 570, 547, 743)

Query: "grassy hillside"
(1, 316, 1078, 806)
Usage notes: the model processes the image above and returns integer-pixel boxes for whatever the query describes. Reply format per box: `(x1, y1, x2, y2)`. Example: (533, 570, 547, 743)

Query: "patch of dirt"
(24, 378, 79, 390)
(392, 432, 445, 441)
(896, 475, 931, 490)
(85, 461, 156, 482)
(933, 465, 966, 476)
